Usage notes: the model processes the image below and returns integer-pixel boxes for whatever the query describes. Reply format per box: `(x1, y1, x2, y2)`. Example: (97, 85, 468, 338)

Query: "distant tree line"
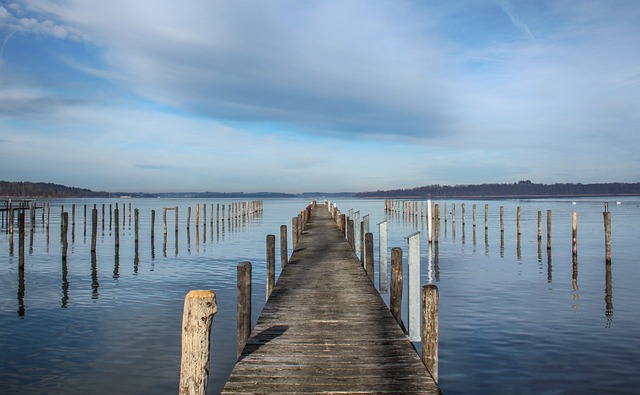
(356, 180, 640, 198)
(0, 181, 109, 198)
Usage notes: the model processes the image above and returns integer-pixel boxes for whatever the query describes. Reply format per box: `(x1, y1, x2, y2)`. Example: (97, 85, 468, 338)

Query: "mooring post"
(280, 225, 288, 269)
(547, 209, 552, 250)
(347, 219, 355, 252)
(61, 212, 68, 261)
(292, 217, 299, 248)
(603, 203, 612, 264)
(237, 261, 252, 358)
(422, 284, 439, 383)
(266, 234, 275, 300)
(365, 232, 374, 283)
(572, 211, 578, 256)
(390, 247, 403, 329)
(91, 208, 98, 252)
(179, 290, 217, 395)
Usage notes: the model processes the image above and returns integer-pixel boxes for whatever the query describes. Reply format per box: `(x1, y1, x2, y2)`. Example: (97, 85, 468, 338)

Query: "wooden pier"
(221, 203, 440, 394)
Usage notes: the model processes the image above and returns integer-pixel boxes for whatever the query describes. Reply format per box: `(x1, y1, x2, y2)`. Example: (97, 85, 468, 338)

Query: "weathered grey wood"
(390, 247, 403, 328)
(604, 203, 612, 264)
(572, 211, 578, 256)
(222, 207, 439, 394)
(365, 232, 374, 283)
(237, 261, 252, 358)
(280, 225, 288, 269)
(422, 284, 439, 383)
(179, 290, 217, 395)
(266, 234, 275, 300)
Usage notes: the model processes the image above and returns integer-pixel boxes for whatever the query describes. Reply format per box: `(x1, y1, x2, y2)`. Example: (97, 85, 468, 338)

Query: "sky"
(1, 0, 639, 193)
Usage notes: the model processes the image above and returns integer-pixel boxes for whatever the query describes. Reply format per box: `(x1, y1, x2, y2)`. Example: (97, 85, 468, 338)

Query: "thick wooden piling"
(280, 225, 288, 268)
(422, 284, 439, 383)
(91, 208, 98, 253)
(266, 234, 275, 300)
(179, 290, 217, 395)
(365, 232, 374, 283)
(237, 261, 252, 358)
(390, 247, 403, 328)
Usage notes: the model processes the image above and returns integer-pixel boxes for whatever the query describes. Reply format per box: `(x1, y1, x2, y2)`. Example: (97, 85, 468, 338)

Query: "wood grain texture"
(222, 206, 440, 394)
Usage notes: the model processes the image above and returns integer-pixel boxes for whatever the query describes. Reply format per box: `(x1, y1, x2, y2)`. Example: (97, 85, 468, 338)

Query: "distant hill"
(356, 180, 640, 199)
(0, 181, 110, 198)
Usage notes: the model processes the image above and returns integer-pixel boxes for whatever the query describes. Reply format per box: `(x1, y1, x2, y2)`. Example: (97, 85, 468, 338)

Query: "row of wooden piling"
(179, 200, 438, 394)
(327, 200, 439, 383)
(385, 199, 614, 261)
(178, 200, 314, 395)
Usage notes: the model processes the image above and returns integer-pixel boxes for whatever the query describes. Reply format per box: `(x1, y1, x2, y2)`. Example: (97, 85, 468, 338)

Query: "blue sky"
(1, 1, 638, 193)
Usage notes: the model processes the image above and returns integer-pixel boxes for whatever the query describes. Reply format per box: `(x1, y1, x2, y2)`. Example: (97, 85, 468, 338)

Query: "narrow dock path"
(222, 204, 440, 394)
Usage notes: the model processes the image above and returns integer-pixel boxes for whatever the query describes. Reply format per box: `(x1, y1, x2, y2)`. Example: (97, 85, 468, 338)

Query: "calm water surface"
(1, 197, 639, 394)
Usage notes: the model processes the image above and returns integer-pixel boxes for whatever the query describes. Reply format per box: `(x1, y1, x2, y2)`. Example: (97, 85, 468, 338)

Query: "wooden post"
(572, 211, 578, 256)
(547, 209, 552, 250)
(604, 203, 612, 264)
(484, 204, 489, 230)
(517, 206, 522, 236)
(472, 204, 477, 228)
(537, 210, 542, 240)
(347, 219, 355, 252)
(365, 232, 374, 283)
(237, 261, 252, 358)
(179, 290, 217, 395)
(61, 212, 68, 260)
(114, 207, 120, 248)
(292, 217, 299, 248)
(91, 208, 98, 252)
(280, 225, 288, 269)
(266, 234, 275, 300)
(500, 206, 504, 234)
(390, 247, 403, 329)
(175, 206, 179, 235)
(187, 206, 191, 230)
(422, 284, 439, 383)
(151, 210, 156, 240)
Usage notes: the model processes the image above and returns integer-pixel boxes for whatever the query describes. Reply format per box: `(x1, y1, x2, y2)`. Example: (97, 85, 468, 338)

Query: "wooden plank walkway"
(221, 204, 441, 394)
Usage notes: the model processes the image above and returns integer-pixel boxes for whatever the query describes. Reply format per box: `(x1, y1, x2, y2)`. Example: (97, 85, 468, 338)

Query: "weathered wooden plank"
(221, 204, 440, 394)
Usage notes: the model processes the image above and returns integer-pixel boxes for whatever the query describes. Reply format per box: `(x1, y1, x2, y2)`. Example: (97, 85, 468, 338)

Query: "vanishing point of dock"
(220, 203, 440, 394)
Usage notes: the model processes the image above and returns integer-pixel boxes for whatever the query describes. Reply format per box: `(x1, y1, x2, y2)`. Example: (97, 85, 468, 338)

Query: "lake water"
(1, 197, 639, 394)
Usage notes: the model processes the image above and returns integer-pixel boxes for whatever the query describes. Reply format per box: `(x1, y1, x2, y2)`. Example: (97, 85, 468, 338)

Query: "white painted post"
(378, 220, 388, 293)
(407, 231, 421, 341)
(354, 211, 361, 260)
(427, 200, 433, 243)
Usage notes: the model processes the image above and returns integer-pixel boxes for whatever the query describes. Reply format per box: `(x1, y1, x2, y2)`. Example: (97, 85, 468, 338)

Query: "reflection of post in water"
(500, 231, 504, 258)
(605, 261, 613, 320)
(91, 252, 99, 299)
(517, 233, 522, 260)
(163, 232, 168, 257)
(572, 255, 579, 296)
(18, 211, 26, 317)
(175, 228, 179, 256)
(433, 242, 440, 282)
(61, 247, 69, 308)
(547, 249, 552, 283)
